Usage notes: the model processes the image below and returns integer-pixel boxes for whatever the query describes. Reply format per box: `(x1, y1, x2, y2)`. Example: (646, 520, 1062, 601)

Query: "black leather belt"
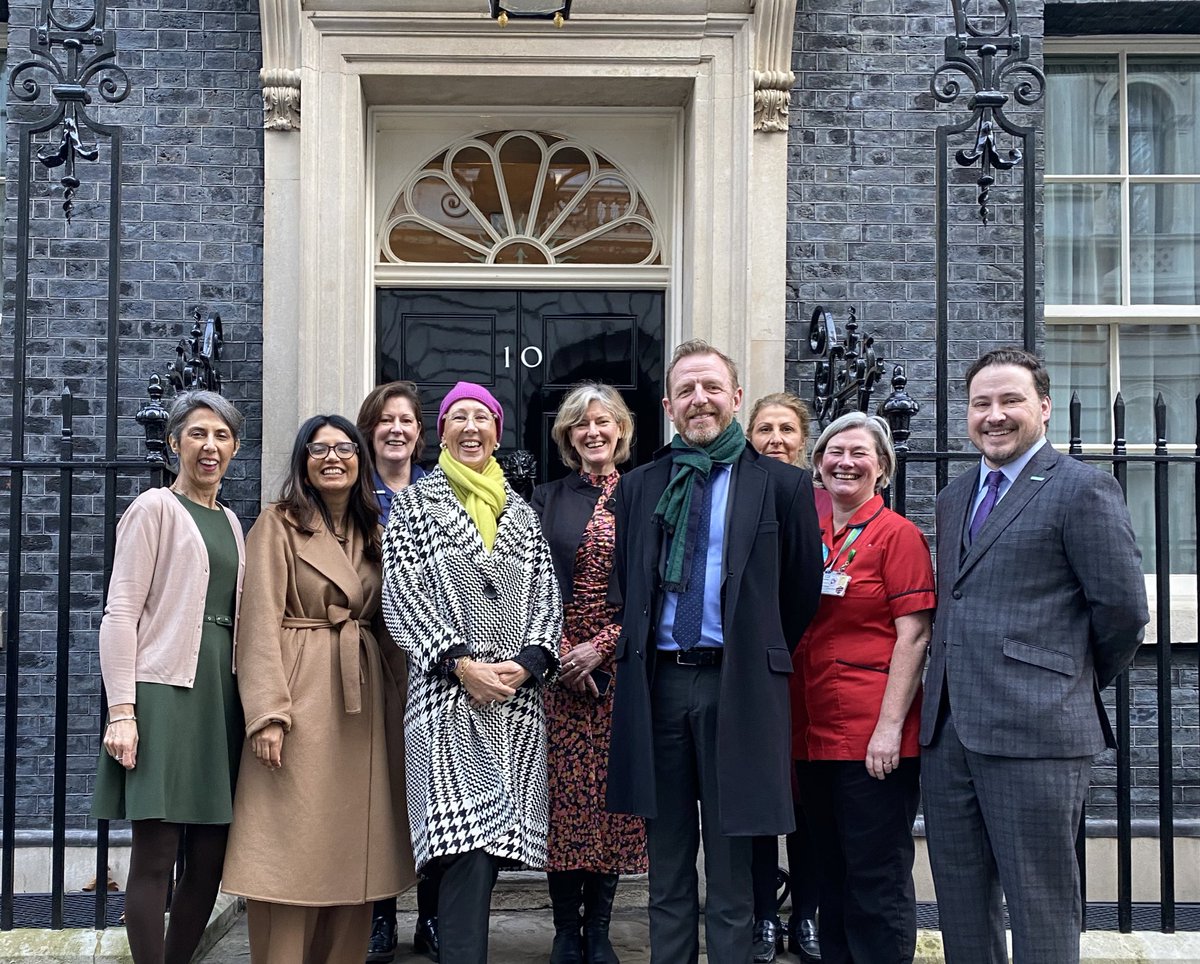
(659, 647, 723, 667)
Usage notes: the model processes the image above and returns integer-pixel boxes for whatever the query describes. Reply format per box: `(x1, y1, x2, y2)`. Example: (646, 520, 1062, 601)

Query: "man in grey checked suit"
(920, 347, 1149, 964)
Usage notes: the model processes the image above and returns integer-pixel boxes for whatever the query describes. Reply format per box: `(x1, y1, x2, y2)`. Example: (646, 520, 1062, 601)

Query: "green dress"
(91, 493, 244, 824)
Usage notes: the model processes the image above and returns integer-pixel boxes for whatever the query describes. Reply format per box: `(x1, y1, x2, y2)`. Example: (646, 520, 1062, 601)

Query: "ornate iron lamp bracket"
(809, 306, 884, 429)
(930, 0, 1044, 224)
(9, 0, 130, 222)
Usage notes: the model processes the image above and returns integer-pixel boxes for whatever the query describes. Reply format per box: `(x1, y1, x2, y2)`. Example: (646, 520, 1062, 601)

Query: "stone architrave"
(753, 0, 799, 132)
(259, 0, 302, 130)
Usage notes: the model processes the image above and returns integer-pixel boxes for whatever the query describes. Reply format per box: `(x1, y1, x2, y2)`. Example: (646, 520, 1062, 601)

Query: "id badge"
(821, 571, 851, 597)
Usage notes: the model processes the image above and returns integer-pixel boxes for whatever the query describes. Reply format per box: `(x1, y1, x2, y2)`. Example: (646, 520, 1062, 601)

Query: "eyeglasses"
(306, 441, 358, 459)
(447, 411, 496, 427)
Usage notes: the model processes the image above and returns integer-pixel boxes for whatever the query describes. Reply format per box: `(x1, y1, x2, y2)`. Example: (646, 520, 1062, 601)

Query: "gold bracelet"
(454, 657, 474, 682)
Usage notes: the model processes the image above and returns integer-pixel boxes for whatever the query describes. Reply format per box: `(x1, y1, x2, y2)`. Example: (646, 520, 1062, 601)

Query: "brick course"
(1, 0, 263, 832)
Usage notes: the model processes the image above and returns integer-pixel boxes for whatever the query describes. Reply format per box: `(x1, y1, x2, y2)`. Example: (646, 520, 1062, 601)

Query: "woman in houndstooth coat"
(381, 381, 562, 964)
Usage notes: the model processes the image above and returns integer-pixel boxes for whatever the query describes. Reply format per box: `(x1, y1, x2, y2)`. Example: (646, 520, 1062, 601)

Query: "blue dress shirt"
(656, 464, 731, 651)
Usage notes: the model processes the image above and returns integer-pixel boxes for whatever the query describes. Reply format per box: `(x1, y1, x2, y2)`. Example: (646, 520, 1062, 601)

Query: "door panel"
(376, 288, 664, 485)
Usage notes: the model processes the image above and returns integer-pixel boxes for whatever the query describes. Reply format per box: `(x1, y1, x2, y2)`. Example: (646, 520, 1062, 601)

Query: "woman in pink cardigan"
(91, 390, 246, 964)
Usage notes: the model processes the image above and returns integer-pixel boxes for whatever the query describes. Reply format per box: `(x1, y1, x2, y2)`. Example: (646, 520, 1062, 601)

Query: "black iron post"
(3, 0, 129, 930)
(929, 0, 1044, 488)
(878, 365, 921, 516)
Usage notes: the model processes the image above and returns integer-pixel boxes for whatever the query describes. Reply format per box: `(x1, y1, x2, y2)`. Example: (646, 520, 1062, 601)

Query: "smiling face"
(372, 395, 420, 473)
(750, 404, 807, 465)
(569, 400, 621, 476)
(818, 426, 884, 513)
(663, 352, 743, 446)
(305, 424, 359, 502)
(171, 406, 238, 494)
(442, 399, 499, 472)
(967, 363, 1051, 468)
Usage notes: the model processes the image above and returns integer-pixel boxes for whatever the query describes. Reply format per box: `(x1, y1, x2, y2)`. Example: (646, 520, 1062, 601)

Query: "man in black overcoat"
(607, 339, 822, 964)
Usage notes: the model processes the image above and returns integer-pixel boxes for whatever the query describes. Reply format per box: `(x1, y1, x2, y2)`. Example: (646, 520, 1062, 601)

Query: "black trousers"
(796, 758, 920, 964)
(438, 850, 500, 964)
(646, 661, 753, 964)
(751, 796, 819, 922)
(373, 860, 442, 925)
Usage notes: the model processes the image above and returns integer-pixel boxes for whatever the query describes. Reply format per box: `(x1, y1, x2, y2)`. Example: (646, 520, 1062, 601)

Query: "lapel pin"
(1030, 475, 1045, 482)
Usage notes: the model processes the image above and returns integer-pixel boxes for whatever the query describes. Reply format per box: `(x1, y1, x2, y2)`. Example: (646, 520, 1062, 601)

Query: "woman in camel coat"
(223, 414, 416, 964)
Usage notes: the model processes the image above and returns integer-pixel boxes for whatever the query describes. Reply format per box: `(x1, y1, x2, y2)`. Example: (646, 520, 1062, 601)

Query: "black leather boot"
(582, 872, 620, 964)
(548, 870, 586, 964)
(413, 867, 440, 961)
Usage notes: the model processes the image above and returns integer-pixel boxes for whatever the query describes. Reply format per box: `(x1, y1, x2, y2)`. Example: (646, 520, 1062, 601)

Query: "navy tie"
(968, 469, 1005, 544)
(672, 478, 713, 650)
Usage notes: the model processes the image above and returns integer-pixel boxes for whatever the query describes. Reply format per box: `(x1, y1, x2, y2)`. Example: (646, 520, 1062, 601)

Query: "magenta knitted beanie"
(437, 381, 504, 439)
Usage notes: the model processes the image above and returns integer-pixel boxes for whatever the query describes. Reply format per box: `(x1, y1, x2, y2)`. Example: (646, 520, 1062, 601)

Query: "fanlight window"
(379, 130, 662, 266)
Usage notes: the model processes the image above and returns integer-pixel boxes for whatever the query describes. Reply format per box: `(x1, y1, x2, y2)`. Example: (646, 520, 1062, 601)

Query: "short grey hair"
(811, 411, 896, 493)
(551, 382, 634, 472)
(165, 390, 245, 445)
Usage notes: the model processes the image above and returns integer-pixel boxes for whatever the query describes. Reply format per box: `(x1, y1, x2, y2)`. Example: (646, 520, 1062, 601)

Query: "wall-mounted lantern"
(489, 0, 571, 26)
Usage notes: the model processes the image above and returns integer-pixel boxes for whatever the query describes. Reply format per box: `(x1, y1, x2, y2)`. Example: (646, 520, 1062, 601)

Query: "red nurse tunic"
(791, 493, 936, 762)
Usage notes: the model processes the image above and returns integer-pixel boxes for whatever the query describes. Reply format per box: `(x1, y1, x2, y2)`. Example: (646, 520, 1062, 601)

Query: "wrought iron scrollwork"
(9, 0, 131, 221)
(169, 310, 225, 395)
(809, 306, 884, 429)
(139, 311, 227, 463)
(930, 0, 1044, 224)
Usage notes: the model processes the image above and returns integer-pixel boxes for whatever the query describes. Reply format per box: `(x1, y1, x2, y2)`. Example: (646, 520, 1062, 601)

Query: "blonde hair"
(747, 392, 812, 468)
(551, 382, 635, 472)
(811, 412, 896, 492)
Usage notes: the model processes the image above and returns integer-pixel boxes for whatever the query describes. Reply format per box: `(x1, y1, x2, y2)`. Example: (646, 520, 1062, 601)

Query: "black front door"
(376, 289, 665, 484)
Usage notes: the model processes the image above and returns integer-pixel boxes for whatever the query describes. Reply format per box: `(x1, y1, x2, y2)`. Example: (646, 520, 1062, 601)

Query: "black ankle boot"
(582, 872, 620, 964)
(412, 916, 439, 961)
(548, 870, 586, 964)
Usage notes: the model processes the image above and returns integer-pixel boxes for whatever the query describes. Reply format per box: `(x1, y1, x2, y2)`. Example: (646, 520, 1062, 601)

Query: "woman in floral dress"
(532, 382, 648, 964)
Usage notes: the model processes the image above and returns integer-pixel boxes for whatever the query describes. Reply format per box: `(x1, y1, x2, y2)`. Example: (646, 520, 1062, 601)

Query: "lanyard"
(821, 503, 884, 572)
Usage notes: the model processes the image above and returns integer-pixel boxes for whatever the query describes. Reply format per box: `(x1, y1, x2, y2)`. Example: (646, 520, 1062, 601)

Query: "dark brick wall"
(783, 1, 1198, 825)
(0, 0, 263, 831)
(784, 0, 1045, 537)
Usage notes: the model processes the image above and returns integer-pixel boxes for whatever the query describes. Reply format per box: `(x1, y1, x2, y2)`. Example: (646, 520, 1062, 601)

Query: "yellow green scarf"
(439, 449, 508, 550)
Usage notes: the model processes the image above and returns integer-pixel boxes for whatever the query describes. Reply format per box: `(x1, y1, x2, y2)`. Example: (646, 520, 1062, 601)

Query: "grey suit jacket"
(919, 443, 1149, 758)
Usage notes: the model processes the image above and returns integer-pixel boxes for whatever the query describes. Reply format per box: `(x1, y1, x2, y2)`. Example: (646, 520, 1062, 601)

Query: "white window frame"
(1044, 39, 1199, 643)
(1045, 38, 1200, 360)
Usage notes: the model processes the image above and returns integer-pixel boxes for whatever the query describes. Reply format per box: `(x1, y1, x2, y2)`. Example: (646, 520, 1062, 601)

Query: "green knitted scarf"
(653, 420, 747, 591)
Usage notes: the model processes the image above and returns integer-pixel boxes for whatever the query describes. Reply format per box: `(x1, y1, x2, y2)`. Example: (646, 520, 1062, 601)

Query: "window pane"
(1129, 183, 1200, 305)
(1045, 324, 1110, 443)
(1045, 57, 1120, 175)
(1127, 57, 1200, 175)
(1045, 184, 1121, 304)
(1118, 324, 1200, 444)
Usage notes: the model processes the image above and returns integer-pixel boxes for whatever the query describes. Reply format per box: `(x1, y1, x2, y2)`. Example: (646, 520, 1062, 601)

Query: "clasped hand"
(559, 642, 603, 696)
(461, 659, 530, 707)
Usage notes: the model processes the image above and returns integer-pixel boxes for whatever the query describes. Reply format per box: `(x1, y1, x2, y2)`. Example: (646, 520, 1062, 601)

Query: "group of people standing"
(93, 336, 1149, 964)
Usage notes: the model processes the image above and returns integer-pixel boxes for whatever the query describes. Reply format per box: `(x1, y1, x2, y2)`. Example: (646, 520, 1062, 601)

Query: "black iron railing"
(886, 385, 1200, 935)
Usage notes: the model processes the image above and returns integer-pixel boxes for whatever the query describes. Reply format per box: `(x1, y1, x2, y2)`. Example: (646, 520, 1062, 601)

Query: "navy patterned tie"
(968, 469, 1005, 544)
(672, 478, 712, 650)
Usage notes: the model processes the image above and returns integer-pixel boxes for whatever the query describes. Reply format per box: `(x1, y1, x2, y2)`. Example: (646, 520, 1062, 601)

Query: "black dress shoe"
(366, 914, 397, 963)
(751, 918, 778, 964)
(413, 916, 439, 961)
(788, 916, 821, 962)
